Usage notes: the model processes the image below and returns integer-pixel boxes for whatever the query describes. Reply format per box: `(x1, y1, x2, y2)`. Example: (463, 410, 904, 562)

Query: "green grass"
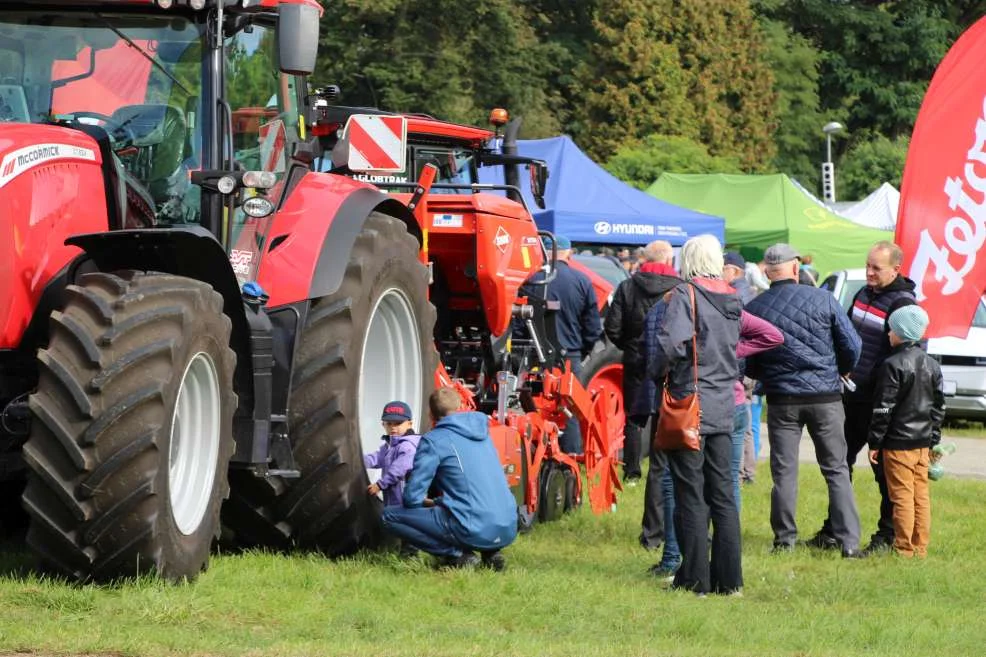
(942, 419, 986, 438)
(1, 466, 983, 657)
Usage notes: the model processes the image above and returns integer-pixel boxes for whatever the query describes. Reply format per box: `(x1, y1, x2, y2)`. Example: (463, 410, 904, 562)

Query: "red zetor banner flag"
(897, 17, 986, 338)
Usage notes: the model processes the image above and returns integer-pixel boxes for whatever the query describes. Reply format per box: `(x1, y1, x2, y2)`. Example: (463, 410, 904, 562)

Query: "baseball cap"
(763, 243, 801, 265)
(888, 305, 929, 342)
(541, 235, 572, 251)
(723, 251, 746, 269)
(381, 401, 413, 422)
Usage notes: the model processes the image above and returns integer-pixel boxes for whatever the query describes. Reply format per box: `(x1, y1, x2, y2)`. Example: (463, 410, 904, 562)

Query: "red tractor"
(0, 0, 622, 582)
(306, 104, 626, 527)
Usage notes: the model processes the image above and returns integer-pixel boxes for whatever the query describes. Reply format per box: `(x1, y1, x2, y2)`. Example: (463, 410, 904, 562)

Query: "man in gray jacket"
(745, 244, 865, 557)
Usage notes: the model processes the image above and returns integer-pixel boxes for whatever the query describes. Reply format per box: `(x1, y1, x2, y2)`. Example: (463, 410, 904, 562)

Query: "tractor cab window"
(411, 146, 475, 192)
(226, 25, 300, 176)
(225, 22, 302, 282)
(0, 11, 206, 226)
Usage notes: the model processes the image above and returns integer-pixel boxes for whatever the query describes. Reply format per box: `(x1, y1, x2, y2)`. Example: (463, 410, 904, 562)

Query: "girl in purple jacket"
(365, 401, 421, 507)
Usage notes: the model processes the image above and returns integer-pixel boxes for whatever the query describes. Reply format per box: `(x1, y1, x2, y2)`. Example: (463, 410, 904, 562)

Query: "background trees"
(316, 0, 971, 199)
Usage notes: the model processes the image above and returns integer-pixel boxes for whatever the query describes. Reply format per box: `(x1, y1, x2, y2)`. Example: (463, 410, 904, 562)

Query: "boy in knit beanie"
(867, 305, 945, 557)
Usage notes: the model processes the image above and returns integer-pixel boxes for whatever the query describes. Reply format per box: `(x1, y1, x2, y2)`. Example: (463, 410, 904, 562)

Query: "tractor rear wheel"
(225, 212, 436, 554)
(579, 342, 625, 435)
(23, 272, 235, 582)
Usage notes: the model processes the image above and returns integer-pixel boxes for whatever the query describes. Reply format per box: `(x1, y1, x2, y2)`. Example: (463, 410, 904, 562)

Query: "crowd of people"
(361, 234, 945, 593)
(602, 236, 945, 596)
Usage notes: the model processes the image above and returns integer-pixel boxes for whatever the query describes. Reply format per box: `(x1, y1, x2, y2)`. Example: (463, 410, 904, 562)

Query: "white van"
(819, 269, 986, 420)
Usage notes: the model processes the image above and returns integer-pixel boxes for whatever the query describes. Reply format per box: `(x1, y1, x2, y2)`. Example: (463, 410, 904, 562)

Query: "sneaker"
(770, 541, 795, 554)
(480, 550, 507, 572)
(440, 551, 480, 569)
(648, 562, 680, 582)
(624, 475, 641, 487)
(860, 539, 893, 556)
(801, 531, 840, 551)
(841, 548, 867, 559)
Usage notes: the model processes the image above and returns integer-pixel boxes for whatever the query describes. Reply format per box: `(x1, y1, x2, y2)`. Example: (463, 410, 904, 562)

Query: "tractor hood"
(0, 123, 109, 349)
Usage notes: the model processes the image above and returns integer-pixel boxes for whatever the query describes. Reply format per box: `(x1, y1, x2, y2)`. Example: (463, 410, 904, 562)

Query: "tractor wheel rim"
(588, 363, 624, 424)
(359, 288, 422, 466)
(169, 352, 221, 536)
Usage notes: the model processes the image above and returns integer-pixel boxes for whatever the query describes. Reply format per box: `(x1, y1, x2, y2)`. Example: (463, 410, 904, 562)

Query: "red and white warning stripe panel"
(343, 114, 407, 173)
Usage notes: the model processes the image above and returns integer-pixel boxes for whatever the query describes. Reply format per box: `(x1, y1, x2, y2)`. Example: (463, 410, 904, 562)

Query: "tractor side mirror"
(277, 3, 319, 75)
(530, 161, 548, 209)
(331, 114, 408, 173)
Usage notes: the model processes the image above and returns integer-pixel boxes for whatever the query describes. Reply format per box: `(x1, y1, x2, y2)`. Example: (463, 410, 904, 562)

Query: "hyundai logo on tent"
(476, 135, 724, 246)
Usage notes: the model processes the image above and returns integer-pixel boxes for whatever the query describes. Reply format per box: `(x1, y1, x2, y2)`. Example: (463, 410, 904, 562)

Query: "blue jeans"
(659, 465, 680, 568)
(730, 404, 749, 513)
(750, 395, 763, 457)
(381, 505, 466, 557)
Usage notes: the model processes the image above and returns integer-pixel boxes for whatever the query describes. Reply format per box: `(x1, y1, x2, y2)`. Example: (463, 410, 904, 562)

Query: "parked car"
(570, 253, 629, 310)
(819, 269, 986, 419)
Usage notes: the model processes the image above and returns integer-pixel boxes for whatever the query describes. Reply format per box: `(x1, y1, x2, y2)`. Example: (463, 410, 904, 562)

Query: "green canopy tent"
(647, 173, 894, 277)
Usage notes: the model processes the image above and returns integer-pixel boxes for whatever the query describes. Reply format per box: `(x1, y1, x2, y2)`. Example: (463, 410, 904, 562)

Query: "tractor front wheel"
(23, 272, 235, 581)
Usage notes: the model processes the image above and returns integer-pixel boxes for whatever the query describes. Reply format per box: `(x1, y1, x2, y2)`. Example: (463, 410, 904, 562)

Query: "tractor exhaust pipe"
(503, 117, 522, 204)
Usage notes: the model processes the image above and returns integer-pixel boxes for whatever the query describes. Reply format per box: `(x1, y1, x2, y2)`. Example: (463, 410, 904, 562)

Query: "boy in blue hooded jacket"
(381, 386, 517, 570)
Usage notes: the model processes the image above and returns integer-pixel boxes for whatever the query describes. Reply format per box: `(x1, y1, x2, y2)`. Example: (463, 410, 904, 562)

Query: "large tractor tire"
(580, 341, 625, 438)
(225, 212, 436, 555)
(23, 272, 235, 582)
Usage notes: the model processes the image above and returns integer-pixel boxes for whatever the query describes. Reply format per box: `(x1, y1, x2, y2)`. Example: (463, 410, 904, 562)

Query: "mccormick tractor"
(0, 0, 621, 582)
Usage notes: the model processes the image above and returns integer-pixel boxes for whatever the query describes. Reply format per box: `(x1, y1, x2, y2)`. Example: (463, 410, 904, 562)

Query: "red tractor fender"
(255, 171, 420, 308)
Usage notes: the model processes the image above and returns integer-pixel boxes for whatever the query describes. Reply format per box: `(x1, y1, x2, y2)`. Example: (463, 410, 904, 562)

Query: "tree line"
(316, 0, 986, 201)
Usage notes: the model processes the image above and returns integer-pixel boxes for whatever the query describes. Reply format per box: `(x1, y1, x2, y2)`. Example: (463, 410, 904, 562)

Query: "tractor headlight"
(242, 196, 275, 218)
(216, 175, 237, 195)
(242, 171, 277, 189)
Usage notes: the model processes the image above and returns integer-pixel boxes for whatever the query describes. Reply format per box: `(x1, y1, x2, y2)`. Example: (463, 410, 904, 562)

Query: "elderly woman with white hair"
(651, 234, 745, 596)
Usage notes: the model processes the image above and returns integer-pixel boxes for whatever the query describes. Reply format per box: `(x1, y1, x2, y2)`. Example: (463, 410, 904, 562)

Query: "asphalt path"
(759, 430, 986, 480)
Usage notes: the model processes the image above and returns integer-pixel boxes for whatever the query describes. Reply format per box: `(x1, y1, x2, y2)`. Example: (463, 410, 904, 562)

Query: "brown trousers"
(883, 448, 931, 557)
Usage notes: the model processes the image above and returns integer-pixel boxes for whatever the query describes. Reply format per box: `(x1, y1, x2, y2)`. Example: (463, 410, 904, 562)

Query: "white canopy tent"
(833, 182, 900, 231)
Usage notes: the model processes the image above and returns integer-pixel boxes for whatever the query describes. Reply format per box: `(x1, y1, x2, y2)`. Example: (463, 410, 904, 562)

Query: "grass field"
(0, 463, 983, 657)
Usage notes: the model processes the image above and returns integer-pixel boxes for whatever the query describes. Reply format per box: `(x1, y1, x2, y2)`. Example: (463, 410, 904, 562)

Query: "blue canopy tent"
(477, 136, 724, 246)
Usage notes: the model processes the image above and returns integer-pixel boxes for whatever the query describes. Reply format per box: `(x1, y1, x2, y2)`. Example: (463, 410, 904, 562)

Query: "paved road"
(760, 432, 986, 480)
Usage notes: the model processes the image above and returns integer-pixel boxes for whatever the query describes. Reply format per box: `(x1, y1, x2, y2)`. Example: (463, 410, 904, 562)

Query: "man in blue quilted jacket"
(745, 244, 865, 557)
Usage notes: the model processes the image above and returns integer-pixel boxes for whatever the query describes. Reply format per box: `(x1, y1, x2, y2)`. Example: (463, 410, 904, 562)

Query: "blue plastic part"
(242, 281, 266, 298)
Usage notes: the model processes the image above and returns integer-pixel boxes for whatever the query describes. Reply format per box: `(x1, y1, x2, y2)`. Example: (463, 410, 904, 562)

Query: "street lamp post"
(821, 121, 844, 203)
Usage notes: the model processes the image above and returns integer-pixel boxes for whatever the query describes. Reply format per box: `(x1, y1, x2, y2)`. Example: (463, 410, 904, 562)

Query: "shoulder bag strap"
(686, 283, 698, 392)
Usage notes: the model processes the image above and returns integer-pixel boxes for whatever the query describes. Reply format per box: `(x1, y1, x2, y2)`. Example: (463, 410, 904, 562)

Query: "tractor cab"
(0, 1, 317, 254)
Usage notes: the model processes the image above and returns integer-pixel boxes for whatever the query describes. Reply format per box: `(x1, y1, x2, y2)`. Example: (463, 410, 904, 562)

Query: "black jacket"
(847, 275, 917, 398)
(520, 260, 601, 357)
(605, 272, 681, 397)
(868, 342, 945, 451)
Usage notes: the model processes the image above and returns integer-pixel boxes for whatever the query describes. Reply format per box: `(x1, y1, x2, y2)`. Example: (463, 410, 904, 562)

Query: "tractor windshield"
(0, 10, 205, 224)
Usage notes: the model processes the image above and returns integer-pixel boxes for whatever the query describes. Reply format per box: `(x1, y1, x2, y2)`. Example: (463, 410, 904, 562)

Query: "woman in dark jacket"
(604, 240, 680, 481)
(651, 234, 744, 596)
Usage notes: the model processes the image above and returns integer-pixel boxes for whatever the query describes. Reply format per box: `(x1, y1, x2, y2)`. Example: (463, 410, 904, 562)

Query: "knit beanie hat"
(887, 305, 929, 342)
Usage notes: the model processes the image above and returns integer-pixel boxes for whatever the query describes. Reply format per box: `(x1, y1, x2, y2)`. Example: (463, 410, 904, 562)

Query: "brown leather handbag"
(654, 284, 702, 451)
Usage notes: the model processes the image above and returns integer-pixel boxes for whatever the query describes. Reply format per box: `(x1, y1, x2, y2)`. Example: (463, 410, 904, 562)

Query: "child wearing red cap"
(364, 401, 421, 507)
